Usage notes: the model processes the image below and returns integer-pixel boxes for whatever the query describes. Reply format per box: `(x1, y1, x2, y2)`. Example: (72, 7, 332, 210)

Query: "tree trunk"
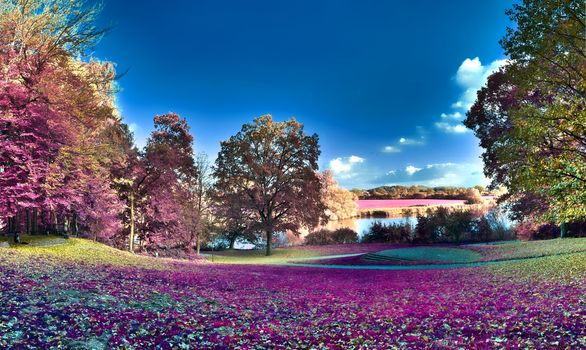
(129, 192, 135, 253)
(265, 230, 272, 256)
(560, 222, 567, 238)
(25, 209, 30, 235)
(32, 209, 38, 234)
(229, 237, 236, 250)
(52, 209, 58, 234)
(196, 233, 201, 255)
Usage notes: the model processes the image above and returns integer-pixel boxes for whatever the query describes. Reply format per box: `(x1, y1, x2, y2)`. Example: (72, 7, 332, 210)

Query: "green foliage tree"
(465, 0, 586, 225)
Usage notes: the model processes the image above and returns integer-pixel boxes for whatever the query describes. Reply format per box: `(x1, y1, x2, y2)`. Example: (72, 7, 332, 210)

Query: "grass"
(296, 238, 586, 267)
(0, 235, 167, 269)
(471, 237, 586, 262)
(365, 247, 482, 263)
(207, 248, 321, 264)
(1, 236, 584, 348)
(207, 243, 409, 264)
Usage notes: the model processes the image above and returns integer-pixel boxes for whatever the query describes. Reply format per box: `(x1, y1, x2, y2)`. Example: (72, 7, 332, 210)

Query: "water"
(323, 217, 417, 239)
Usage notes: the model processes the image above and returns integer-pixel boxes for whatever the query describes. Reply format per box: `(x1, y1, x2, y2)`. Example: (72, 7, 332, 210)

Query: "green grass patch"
(0, 236, 167, 269)
(366, 247, 482, 263)
(208, 248, 323, 264)
(471, 237, 586, 262)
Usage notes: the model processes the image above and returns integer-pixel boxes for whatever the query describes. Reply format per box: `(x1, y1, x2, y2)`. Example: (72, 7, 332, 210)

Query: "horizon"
(94, 0, 515, 189)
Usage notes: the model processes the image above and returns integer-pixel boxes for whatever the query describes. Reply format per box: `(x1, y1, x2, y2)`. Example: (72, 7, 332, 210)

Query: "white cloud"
(329, 155, 364, 174)
(435, 57, 508, 134)
(405, 165, 422, 175)
(398, 137, 425, 145)
(440, 112, 463, 120)
(435, 122, 468, 133)
(382, 162, 487, 187)
(451, 101, 464, 109)
(382, 146, 401, 153)
(348, 155, 364, 164)
(453, 57, 508, 111)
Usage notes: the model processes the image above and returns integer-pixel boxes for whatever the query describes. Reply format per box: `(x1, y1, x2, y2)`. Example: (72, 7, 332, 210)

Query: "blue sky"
(93, 0, 514, 189)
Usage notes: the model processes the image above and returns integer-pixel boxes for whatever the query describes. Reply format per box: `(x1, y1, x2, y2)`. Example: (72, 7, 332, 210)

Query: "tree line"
(0, 0, 358, 256)
(353, 185, 492, 201)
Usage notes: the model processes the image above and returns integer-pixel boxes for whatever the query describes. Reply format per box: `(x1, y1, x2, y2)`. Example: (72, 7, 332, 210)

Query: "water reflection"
(323, 217, 418, 239)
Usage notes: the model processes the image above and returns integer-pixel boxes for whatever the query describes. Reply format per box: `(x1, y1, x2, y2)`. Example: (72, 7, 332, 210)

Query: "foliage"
(356, 185, 494, 200)
(464, 188, 484, 204)
(213, 115, 325, 256)
(465, 0, 586, 224)
(516, 219, 586, 240)
(330, 228, 358, 244)
(361, 221, 414, 243)
(318, 170, 358, 220)
(0, 0, 128, 241)
(413, 207, 514, 244)
(180, 153, 215, 254)
(304, 229, 332, 245)
(305, 228, 358, 245)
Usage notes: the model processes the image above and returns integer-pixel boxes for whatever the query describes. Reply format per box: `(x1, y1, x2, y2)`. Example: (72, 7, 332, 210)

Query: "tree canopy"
(213, 115, 325, 255)
(465, 0, 586, 225)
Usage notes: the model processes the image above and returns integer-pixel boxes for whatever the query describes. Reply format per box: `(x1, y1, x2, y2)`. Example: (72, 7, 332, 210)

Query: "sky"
(93, 0, 515, 189)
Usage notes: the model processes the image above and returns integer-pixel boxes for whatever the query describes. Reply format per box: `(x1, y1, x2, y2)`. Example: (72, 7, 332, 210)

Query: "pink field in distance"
(357, 199, 467, 209)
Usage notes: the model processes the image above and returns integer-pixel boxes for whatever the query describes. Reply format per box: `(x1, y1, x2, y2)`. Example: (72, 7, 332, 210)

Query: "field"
(1, 237, 585, 348)
(357, 199, 467, 210)
(355, 199, 490, 218)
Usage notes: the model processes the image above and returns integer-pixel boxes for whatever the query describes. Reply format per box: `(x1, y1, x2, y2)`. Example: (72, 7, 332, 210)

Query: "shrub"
(414, 207, 512, 244)
(464, 188, 484, 204)
(305, 229, 333, 245)
(305, 228, 358, 245)
(445, 210, 476, 244)
(361, 221, 413, 243)
(330, 228, 358, 244)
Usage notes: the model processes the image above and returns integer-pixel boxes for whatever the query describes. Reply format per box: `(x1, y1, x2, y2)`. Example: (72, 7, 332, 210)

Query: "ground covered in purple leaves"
(1, 239, 585, 349)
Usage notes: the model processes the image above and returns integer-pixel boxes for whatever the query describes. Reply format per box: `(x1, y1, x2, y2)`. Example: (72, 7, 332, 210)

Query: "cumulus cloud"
(380, 162, 487, 187)
(440, 112, 463, 120)
(328, 155, 364, 174)
(405, 165, 422, 175)
(454, 57, 507, 110)
(435, 122, 468, 133)
(435, 57, 508, 134)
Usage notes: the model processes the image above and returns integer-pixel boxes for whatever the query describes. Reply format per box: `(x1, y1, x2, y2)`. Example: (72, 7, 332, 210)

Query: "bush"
(305, 228, 358, 245)
(330, 228, 358, 244)
(414, 207, 513, 244)
(464, 188, 484, 204)
(361, 221, 413, 243)
(305, 229, 333, 245)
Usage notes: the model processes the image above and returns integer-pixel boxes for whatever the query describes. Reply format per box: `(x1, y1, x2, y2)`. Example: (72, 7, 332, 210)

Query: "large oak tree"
(214, 115, 325, 255)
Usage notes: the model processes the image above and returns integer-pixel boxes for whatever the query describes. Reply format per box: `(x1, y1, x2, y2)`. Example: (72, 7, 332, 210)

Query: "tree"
(137, 113, 195, 251)
(0, 0, 126, 241)
(213, 115, 325, 256)
(318, 170, 358, 221)
(464, 188, 484, 205)
(465, 0, 586, 225)
(181, 152, 214, 254)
